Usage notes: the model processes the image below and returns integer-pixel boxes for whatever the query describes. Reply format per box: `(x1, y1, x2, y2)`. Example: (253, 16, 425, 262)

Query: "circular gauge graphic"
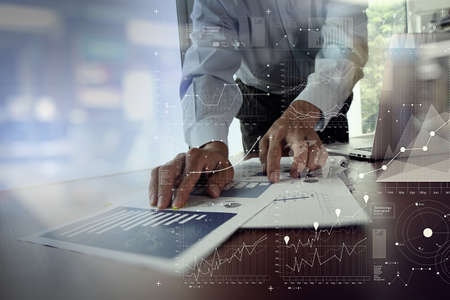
(396, 200, 450, 266)
(435, 242, 450, 284)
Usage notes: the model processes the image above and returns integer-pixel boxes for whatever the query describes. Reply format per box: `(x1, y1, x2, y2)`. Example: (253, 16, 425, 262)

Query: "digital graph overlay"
(435, 241, 450, 284)
(184, 230, 269, 285)
(377, 264, 438, 287)
(279, 59, 355, 127)
(395, 200, 450, 267)
(358, 116, 449, 180)
(184, 83, 268, 108)
(277, 226, 370, 283)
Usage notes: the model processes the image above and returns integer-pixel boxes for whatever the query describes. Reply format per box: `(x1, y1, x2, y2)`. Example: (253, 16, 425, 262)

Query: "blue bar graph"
(40, 207, 235, 259)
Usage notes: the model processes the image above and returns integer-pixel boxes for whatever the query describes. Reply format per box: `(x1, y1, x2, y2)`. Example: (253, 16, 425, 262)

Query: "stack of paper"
(234, 157, 370, 228)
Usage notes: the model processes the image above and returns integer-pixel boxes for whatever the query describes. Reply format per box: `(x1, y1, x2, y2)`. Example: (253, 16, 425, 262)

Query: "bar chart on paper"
(31, 207, 235, 259)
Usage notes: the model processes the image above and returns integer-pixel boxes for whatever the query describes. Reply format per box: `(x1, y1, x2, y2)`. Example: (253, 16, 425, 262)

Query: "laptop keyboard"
(355, 147, 373, 152)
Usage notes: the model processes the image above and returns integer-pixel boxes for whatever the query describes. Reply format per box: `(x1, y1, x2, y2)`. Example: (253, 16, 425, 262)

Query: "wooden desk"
(1, 160, 449, 299)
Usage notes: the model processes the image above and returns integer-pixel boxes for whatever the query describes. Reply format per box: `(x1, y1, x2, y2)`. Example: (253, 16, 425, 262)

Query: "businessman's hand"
(259, 100, 328, 183)
(149, 141, 233, 209)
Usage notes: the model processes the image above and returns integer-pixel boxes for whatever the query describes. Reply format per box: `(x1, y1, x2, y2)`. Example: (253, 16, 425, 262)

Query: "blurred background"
(0, 0, 188, 189)
(0, 0, 448, 190)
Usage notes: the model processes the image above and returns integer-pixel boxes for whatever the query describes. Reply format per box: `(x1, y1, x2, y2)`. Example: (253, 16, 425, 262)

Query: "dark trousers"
(235, 80, 352, 153)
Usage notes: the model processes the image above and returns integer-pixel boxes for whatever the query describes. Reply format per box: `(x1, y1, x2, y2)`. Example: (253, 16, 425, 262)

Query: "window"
(352, 0, 407, 135)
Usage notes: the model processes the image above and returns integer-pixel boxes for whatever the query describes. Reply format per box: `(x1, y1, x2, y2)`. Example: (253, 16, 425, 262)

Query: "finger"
(149, 167, 159, 206)
(317, 145, 329, 168)
(172, 153, 187, 186)
(289, 141, 309, 178)
(157, 164, 178, 209)
(172, 149, 207, 208)
(259, 135, 269, 174)
(172, 169, 202, 209)
(207, 161, 234, 198)
(266, 133, 283, 183)
(155, 153, 187, 209)
(306, 141, 322, 171)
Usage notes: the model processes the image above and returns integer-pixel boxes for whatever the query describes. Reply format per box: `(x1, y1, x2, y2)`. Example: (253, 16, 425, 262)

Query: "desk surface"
(1, 160, 449, 300)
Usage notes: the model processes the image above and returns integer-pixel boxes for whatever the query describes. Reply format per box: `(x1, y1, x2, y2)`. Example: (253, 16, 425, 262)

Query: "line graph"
(285, 238, 367, 272)
(358, 118, 449, 179)
(184, 234, 268, 284)
(278, 227, 370, 283)
(377, 262, 445, 287)
(385, 267, 434, 287)
(284, 224, 357, 250)
(287, 102, 352, 123)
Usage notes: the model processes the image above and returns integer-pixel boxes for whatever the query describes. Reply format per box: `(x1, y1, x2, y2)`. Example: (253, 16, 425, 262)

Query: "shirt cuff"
(295, 85, 342, 132)
(186, 118, 229, 148)
(295, 58, 357, 131)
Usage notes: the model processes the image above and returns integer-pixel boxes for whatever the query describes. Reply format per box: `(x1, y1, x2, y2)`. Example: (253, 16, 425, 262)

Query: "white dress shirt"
(180, 0, 368, 147)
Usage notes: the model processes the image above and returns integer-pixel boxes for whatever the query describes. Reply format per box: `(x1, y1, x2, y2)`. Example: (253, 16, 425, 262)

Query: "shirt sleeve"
(295, 1, 369, 131)
(180, 0, 242, 148)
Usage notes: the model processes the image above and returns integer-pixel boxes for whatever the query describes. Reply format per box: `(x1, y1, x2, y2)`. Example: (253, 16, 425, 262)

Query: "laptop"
(327, 33, 450, 161)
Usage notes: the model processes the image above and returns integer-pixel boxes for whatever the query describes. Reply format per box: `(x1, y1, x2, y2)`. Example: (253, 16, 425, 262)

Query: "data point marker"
(335, 209, 341, 218)
(423, 228, 433, 238)
(313, 222, 319, 231)
(363, 195, 369, 204)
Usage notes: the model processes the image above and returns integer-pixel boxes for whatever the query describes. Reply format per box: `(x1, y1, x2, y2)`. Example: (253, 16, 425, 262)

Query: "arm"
(259, 1, 369, 182)
(180, 0, 243, 147)
(149, 0, 242, 209)
(295, 0, 369, 129)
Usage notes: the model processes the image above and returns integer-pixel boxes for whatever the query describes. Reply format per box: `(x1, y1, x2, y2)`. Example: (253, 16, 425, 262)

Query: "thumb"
(207, 161, 234, 198)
